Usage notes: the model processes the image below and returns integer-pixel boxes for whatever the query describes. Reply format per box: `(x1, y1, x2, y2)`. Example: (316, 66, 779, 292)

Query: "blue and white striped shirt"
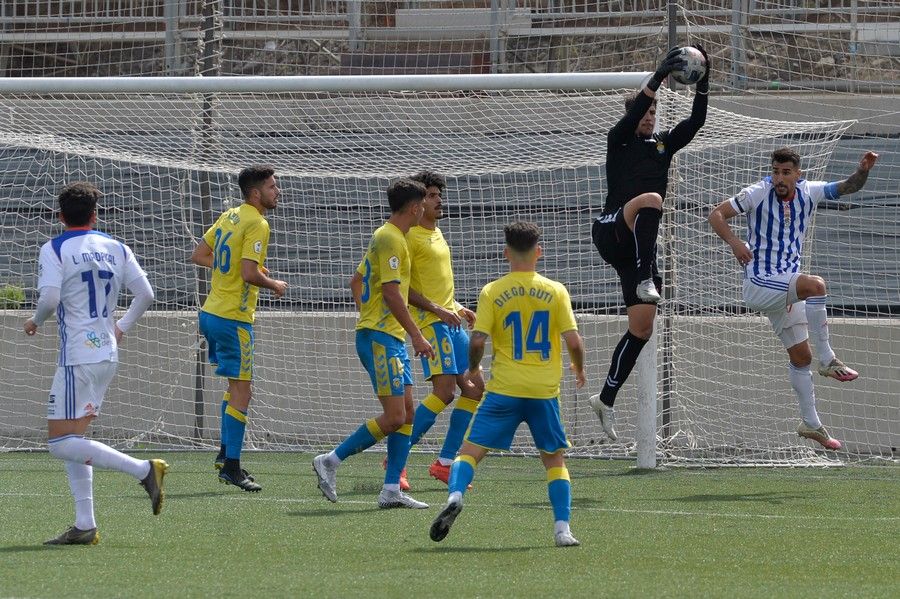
(729, 177, 840, 277)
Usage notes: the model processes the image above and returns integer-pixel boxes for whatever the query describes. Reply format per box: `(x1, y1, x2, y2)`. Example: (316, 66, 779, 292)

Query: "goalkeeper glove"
(647, 47, 685, 92)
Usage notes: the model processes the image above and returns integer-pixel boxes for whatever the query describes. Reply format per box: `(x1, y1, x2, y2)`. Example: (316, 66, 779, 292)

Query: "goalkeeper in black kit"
(589, 45, 710, 439)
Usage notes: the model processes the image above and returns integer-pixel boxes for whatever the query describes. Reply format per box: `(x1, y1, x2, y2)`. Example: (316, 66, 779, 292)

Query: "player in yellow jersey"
(313, 179, 436, 509)
(430, 221, 586, 547)
(405, 170, 484, 486)
(190, 165, 288, 492)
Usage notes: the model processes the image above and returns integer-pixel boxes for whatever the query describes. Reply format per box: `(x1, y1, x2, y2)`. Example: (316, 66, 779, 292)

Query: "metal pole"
(192, 0, 224, 446)
(731, 0, 746, 89)
(348, 0, 362, 53)
(850, 0, 858, 93)
(490, 0, 500, 74)
(164, 0, 177, 75)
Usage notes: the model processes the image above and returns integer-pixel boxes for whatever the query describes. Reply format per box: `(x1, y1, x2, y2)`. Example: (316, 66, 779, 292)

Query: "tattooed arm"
(836, 151, 879, 196)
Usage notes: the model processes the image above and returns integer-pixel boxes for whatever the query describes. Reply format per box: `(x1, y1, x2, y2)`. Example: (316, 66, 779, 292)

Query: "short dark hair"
(504, 221, 541, 253)
(410, 170, 446, 192)
(58, 182, 101, 227)
(238, 165, 275, 198)
(771, 147, 801, 168)
(624, 91, 656, 113)
(387, 179, 426, 212)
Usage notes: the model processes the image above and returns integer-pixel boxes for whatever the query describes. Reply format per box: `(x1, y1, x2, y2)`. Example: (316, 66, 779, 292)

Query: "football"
(671, 46, 707, 85)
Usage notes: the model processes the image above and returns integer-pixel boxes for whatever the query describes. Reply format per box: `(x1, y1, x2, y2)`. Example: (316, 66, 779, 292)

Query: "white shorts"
(48, 362, 117, 420)
(743, 273, 808, 349)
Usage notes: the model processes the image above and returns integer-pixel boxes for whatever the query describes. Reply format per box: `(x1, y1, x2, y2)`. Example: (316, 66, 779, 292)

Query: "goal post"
(0, 73, 891, 466)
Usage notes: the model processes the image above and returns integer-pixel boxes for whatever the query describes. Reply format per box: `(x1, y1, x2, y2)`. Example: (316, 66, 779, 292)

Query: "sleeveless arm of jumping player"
(116, 275, 155, 333)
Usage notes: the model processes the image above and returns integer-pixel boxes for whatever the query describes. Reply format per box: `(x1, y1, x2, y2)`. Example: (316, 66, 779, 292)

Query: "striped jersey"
(37, 229, 148, 366)
(728, 177, 839, 277)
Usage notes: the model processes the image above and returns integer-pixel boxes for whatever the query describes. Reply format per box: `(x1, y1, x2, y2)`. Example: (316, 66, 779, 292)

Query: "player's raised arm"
(668, 44, 710, 153)
(708, 200, 752, 267)
(836, 151, 879, 196)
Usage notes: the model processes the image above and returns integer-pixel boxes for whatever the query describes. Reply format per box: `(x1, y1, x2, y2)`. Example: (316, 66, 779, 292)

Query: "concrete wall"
(2, 310, 896, 460)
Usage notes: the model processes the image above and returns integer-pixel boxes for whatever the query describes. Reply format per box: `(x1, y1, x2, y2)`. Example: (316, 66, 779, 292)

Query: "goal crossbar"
(0, 73, 652, 95)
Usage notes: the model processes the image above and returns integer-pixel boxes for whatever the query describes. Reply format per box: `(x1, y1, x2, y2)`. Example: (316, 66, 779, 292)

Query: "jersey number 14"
(503, 310, 550, 361)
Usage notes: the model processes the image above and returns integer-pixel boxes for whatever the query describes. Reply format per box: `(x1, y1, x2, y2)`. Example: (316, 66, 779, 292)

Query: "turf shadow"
(418, 545, 536, 554)
(0, 545, 59, 553)
(165, 491, 228, 499)
(671, 491, 805, 505)
(285, 508, 378, 517)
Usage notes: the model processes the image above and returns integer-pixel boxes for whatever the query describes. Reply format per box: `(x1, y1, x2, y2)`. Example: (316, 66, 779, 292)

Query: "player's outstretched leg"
(140, 458, 170, 514)
(44, 525, 100, 546)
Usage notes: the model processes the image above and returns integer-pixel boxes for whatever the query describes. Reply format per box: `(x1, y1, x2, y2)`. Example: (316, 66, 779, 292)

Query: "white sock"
(382, 483, 400, 493)
(438, 457, 453, 467)
(805, 296, 836, 366)
(65, 461, 96, 530)
(448, 491, 463, 505)
(789, 364, 822, 429)
(49, 435, 150, 479)
(324, 451, 341, 468)
(554, 520, 571, 536)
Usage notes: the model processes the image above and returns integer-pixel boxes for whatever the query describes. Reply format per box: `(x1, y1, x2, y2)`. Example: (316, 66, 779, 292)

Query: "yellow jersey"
(201, 203, 270, 324)
(473, 271, 577, 399)
(407, 225, 457, 330)
(355, 222, 411, 341)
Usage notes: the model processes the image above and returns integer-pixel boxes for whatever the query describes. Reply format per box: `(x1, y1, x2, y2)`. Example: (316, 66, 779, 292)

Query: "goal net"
(0, 75, 893, 465)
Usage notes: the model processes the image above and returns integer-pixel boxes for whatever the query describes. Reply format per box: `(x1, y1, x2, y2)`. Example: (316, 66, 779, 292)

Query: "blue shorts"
(420, 322, 470, 380)
(466, 392, 570, 453)
(199, 311, 254, 380)
(356, 329, 412, 397)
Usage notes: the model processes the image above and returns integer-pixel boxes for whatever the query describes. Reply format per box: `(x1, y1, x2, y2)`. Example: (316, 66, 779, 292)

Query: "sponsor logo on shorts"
(84, 402, 97, 416)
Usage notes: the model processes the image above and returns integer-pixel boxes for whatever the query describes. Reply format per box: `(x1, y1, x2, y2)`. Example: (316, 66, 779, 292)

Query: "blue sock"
(439, 397, 478, 462)
(448, 456, 476, 496)
(218, 393, 230, 455)
(385, 424, 412, 485)
(410, 394, 446, 445)
(223, 404, 247, 460)
(547, 467, 572, 522)
(335, 418, 384, 461)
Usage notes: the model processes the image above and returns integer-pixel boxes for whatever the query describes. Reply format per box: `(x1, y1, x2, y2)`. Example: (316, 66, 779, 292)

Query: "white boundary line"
(2, 492, 896, 522)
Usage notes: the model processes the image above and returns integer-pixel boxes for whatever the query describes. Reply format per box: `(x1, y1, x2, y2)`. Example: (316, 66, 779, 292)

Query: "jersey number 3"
(503, 310, 550, 361)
